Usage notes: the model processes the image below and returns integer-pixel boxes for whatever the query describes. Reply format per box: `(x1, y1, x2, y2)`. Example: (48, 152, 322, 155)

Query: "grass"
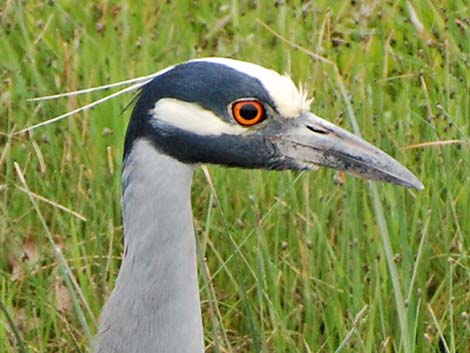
(1, 0, 469, 352)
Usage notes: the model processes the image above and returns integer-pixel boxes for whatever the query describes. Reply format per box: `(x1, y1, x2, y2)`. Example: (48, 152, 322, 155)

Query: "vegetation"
(1, 0, 469, 352)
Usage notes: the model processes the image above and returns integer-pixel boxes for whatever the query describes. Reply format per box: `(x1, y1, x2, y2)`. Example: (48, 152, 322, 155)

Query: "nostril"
(306, 125, 329, 135)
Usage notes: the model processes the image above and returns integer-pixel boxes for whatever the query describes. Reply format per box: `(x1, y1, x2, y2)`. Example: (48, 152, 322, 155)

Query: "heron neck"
(95, 139, 203, 353)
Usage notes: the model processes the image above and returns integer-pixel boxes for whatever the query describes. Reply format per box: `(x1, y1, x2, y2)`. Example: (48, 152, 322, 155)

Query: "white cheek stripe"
(151, 98, 247, 136)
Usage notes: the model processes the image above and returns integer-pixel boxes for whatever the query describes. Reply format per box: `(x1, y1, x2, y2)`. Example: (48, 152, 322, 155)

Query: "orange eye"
(232, 100, 265, 126)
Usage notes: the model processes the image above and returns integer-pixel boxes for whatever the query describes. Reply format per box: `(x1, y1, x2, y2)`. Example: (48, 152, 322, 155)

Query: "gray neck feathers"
(95, 139, 203, 353)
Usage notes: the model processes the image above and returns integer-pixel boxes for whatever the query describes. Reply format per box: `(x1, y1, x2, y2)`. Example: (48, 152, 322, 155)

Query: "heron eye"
(232, 100, 265, 126)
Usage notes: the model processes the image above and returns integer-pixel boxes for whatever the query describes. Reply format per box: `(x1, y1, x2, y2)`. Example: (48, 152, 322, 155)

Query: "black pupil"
(240, 103, 259, 120)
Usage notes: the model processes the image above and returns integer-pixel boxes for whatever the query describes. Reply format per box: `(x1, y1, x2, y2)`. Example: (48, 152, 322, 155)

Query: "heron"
(85, 58, 423, 353)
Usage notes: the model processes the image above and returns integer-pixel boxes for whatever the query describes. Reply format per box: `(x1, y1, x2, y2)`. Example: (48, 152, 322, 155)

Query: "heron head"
(125, 58, 422, 190)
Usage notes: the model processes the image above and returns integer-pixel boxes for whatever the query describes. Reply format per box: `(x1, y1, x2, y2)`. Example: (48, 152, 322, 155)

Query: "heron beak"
(272, 112, 423, 189)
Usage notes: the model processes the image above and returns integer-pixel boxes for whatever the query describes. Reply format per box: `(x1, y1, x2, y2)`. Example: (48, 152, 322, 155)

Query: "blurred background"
(1, 0, 469, 352)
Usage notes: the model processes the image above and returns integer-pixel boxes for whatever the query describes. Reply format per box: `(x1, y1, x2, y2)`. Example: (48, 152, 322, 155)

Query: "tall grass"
(1, 1, 469, 352)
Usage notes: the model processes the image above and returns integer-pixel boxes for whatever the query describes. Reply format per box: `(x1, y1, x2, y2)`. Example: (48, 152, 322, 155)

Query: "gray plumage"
(97, 140, 201, 353)
(94, 58, 422, 353)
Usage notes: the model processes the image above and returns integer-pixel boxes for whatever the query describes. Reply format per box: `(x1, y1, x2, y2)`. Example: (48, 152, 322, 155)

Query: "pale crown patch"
(192, 57, 312, 118)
